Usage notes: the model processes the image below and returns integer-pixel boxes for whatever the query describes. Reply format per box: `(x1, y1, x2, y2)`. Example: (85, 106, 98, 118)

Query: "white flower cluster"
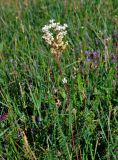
(62, 77, 67, 84)
(42, 19, 68, 55)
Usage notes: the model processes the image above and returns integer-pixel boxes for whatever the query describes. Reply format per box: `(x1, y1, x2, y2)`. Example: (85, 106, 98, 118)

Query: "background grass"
(0, 0, 118, 159)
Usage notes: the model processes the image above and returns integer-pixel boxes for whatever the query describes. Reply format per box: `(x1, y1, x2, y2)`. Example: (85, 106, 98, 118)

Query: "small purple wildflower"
(93, 51, 99, 59)
(84, 51, 91, 62)
(85, 50, 91, 56)
(87, 57, 91, 62)
(110, 53, 117, 63)
(28, 77, 33, 88)
(0, 113, 8, 122)
(17, 130, 23, 138)
(31, 127, 36, 135)
(84, 50, 100, 63)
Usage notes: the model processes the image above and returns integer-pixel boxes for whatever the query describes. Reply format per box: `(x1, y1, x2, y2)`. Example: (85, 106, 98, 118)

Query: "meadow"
(0, 0, 118, 159)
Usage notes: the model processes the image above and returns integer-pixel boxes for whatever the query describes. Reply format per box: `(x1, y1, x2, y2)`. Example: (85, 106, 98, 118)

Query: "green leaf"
(0, 128, 9, 137)
(0, 42, 4, 52)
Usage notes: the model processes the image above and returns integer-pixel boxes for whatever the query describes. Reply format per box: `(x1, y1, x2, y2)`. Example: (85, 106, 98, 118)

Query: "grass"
(0, 0, 118, 159)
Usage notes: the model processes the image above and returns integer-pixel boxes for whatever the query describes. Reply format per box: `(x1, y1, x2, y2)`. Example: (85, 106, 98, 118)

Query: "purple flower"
(0, 113, 8, 122)
(84, 50, 100, 62)
(84, 50, 91, 62)
(85, 50, 91, 56)
(31, 127, 37, 135)
(27, 77, 33, 88)
(93, 51, 99, 59)
(17, 130, 23, 138)
(110, 53, 117, 63)
(86, 57, 91, 62)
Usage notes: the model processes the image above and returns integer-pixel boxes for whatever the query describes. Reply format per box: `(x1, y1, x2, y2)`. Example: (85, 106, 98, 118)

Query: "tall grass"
(0, 0, 118, 159)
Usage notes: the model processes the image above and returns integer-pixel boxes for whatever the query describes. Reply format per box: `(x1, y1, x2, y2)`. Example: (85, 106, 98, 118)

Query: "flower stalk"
(42, 19, 68, 74)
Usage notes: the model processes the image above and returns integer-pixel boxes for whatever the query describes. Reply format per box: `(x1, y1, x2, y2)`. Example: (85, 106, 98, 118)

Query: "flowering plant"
(42, 19, 68, 59)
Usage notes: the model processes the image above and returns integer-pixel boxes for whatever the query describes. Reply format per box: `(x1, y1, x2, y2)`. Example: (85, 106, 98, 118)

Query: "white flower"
(49, 19, 55, 23)
(42, 25, 49, 32)
(56, 99, 61, 107)
(62, 77, 67, 84)
(72, 108, 77, 115)
(64, 24, 68, 28)
(50, 22, 57, 28)
(42, 19, 68, 56)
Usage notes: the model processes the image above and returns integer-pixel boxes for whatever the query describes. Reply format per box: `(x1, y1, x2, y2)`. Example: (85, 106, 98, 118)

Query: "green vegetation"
(0, 0, 118, 159)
